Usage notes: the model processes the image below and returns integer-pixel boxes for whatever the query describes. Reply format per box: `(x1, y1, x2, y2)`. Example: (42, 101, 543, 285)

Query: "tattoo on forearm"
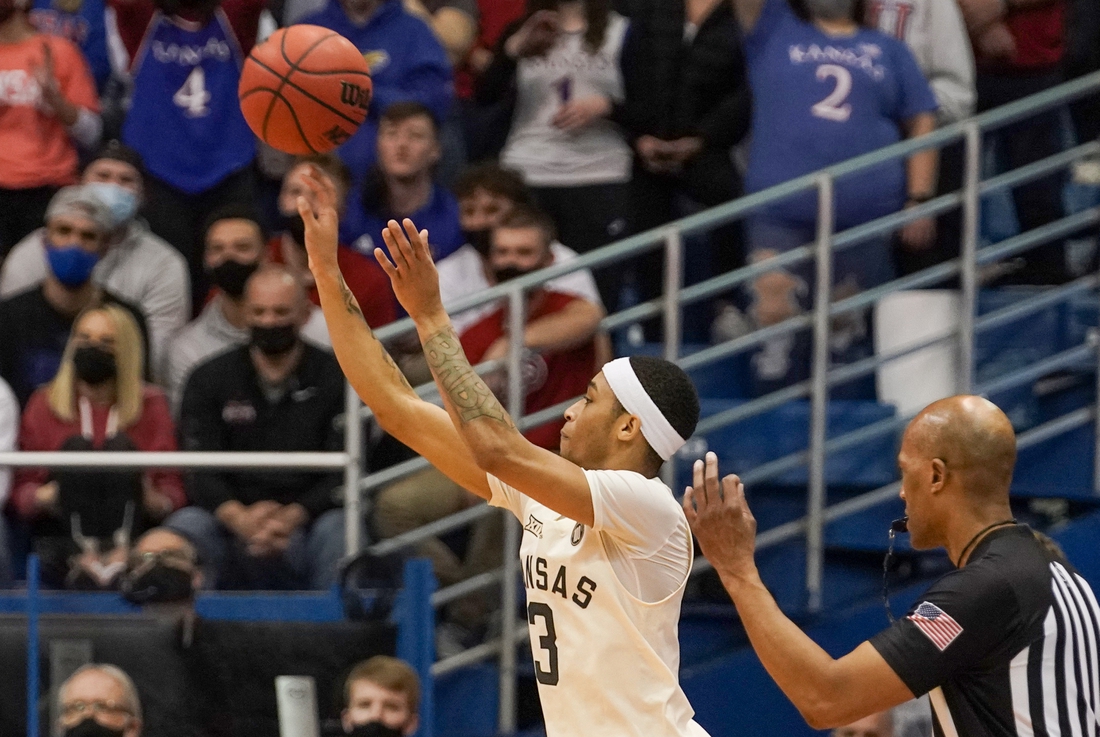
(423, 326, 514, 426)
(339, 277, 364, 319)
(339, 275, 414, 392)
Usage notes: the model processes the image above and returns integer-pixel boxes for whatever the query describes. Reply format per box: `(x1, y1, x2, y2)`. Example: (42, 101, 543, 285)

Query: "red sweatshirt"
(12, 385, 186, 520)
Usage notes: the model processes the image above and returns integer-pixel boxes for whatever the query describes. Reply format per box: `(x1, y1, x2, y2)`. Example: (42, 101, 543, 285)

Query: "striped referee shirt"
(870, 525, 1100, 737)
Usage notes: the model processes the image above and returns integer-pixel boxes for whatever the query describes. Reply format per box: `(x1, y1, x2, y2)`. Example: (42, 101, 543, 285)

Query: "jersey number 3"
(173, 67, 212, 118)
(528, 602, 559, 686)
(812, 64, 852, 122)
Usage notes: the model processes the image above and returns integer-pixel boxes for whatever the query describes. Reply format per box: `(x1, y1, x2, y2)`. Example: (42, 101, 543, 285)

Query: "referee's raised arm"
(683, 453, 913, 729)
(686, 396, 1100, 737)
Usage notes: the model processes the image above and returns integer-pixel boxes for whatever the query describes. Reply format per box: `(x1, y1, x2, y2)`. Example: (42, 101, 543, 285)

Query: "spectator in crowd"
(442, 162, 605, 337)
(615, 0, 751, 319)
(476, 0, 632, 266)
(162, 205, 330, 413)
(0, 186, 148, 407)
(343, 102, 464, 267)
(299, 0, 453, 211)
(956, 0, 1069, 284)
(272, 155, 396, 329)
(731, 0, 939, 395)
(340, 656, 420, 736)
(0, 0, 101, 260)
(1064, 0, 1099, 146)
(167, 265, 349, 590)
(866, 0, 975, 276)
(0, 376, 15, 588)
(1, 141, 191, 377)
(374, 206, 598, 642)
(454, 0, 526, 163)
(11, 304, 184, 588)
(30, 0, 113, 92)
(57, 664, 143, 737)
(121, 526, 204, 605)
(113, 0, 264, 311)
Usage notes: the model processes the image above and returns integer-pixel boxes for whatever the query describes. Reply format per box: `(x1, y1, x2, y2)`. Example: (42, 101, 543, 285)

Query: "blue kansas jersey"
(744, 0, 936, 228)
(122, 8, 255, 193)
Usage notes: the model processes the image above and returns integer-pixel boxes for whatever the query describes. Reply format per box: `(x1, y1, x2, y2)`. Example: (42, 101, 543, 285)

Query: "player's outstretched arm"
(684, 453, 913, 729)
(377, 218, 597, 525)
(298, 169, 491, 499)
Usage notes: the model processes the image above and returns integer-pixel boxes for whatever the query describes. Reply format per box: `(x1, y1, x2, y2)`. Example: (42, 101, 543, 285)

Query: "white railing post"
(343, 382, 364, 557)
(807, 174, 835, 614)
(498, 287, 526, 734)
(959, 121, 982, 392)
(662, 229, 684, 489)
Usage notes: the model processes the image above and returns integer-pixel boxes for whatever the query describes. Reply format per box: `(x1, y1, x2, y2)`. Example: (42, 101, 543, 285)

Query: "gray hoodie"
(868, 0, 976, 124)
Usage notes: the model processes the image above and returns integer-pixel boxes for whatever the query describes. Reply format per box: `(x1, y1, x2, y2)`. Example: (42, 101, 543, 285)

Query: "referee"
(685, 395, 1100, 737)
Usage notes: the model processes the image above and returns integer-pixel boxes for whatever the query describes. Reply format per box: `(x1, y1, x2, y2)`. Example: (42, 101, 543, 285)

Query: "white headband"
(602, 357, 686, 461)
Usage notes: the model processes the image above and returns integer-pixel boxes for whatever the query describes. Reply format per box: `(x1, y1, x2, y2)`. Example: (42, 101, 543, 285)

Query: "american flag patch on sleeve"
(907, 601, 964, 651)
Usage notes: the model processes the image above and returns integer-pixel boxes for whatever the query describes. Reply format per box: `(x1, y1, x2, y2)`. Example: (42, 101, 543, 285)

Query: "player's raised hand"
(377, 218, 445, 324)
(297, 165, 341, 275)
(683, 451, 759, 591)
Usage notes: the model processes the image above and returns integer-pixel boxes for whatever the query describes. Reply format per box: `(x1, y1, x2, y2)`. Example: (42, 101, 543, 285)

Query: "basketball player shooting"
(297, 167, 711, 736)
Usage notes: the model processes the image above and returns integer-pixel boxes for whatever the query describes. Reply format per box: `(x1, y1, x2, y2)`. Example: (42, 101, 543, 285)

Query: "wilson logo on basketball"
(339, 82, 371, 111)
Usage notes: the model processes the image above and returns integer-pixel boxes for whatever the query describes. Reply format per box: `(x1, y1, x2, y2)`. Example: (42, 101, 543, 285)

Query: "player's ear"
(616, 412, 643, 443)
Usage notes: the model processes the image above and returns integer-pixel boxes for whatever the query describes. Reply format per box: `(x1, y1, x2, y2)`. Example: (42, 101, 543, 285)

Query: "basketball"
(238, 25, 372, 155)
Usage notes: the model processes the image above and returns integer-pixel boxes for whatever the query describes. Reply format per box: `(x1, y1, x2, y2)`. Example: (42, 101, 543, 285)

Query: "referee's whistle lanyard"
(882, 516, 1017, 623)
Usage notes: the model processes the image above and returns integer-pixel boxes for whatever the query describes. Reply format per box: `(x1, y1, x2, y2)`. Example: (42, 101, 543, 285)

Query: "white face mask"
(85, 182, 139, 228)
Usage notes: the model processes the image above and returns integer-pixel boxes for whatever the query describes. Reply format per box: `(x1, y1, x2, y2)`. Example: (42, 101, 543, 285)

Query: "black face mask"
(208, 259, 259, 299)
(346, 722, 404, 737)
(72, 346, 117, 385)
(492, 265, 535, 284)
(463, 229, 492, 258)
(121, 563, 195, 604)
(251, 324, 299, 357)
(64, 718, 125, 737)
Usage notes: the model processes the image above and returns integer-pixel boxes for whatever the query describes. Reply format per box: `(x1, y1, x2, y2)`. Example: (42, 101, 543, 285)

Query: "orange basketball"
(238, 25, 372, 155)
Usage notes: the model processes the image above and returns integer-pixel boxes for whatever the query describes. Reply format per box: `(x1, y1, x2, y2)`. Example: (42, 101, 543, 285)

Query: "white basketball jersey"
(488, 471, 711, 737)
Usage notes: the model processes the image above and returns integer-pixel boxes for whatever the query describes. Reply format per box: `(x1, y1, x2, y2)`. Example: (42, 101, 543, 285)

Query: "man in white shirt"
(0, 142, 191, 379)
(299, 167, 710, 737)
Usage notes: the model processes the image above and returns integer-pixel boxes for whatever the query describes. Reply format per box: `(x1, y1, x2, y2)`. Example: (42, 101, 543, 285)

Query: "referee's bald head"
(904, 395, 1017, 499)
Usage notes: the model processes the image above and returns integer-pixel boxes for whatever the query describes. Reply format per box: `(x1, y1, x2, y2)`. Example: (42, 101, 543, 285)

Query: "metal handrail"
(1, 68, 1097, 737)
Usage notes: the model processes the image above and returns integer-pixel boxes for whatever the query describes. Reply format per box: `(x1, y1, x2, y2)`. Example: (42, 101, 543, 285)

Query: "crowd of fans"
(0, 0, 1095, 611)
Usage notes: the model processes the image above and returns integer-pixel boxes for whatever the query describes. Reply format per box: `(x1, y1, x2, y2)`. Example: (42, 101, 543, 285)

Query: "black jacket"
(178, 343, 346, 519)
(615, 0, 751, 150)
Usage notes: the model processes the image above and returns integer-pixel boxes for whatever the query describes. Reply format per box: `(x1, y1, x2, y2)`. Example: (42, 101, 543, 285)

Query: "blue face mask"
(84, 182, 139, 227)
(46, 240, 100, 288)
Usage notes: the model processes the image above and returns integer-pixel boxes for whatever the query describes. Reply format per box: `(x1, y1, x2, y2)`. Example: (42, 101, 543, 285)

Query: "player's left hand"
(377, 218, 446, 324)
(683, 451, 759, 592)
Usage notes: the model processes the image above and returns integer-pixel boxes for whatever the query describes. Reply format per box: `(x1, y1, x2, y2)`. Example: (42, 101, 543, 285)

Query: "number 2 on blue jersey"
(812, 64, 852, 122)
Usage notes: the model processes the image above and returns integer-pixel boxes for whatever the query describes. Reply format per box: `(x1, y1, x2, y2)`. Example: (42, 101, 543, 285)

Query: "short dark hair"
(453, 163, 531, 206)
(202, 203, 266, 243)
(496, 204, 557, 245)
(613, 356, 699, 466)
(380, 101, 438, 136)
(88, 140, 145, 178)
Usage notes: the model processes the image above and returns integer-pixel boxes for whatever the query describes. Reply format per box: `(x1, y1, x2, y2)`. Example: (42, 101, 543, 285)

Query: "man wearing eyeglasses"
(57, 663, 142, 737)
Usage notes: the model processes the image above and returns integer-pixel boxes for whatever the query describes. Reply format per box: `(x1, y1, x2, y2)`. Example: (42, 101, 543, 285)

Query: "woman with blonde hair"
(12, 303, 185, 587)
